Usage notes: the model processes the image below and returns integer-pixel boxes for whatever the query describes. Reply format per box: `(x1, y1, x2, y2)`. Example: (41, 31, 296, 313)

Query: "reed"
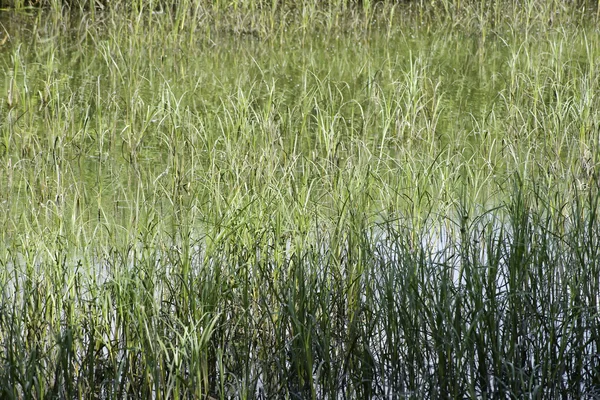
(0, 0, 599, 398)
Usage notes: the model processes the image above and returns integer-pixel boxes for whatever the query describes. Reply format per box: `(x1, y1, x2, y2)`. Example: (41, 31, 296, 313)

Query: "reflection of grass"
(0, 1, 599, 398)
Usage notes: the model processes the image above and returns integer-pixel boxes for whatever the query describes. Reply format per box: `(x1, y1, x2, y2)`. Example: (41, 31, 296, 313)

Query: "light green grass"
(1, 1, 599, 398)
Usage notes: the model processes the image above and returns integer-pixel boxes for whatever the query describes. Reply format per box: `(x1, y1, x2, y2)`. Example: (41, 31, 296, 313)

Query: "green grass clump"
(1, 1, 600, 398)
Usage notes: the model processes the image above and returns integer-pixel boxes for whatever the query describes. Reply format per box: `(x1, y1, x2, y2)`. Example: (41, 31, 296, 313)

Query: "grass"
(1, 0, 600, 398)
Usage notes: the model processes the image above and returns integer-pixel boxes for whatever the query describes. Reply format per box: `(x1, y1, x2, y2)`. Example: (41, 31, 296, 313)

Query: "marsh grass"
(1, 1, 600, 398)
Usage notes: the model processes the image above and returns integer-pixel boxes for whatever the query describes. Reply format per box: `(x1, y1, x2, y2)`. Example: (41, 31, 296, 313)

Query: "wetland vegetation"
(1, 0, 600, 398)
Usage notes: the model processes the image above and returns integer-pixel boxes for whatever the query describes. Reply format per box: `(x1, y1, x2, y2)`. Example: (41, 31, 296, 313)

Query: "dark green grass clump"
(1, 181, 600, 399)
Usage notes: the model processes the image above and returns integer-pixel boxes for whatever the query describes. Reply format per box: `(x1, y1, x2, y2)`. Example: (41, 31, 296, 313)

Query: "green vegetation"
(1, 1, 599, 398)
